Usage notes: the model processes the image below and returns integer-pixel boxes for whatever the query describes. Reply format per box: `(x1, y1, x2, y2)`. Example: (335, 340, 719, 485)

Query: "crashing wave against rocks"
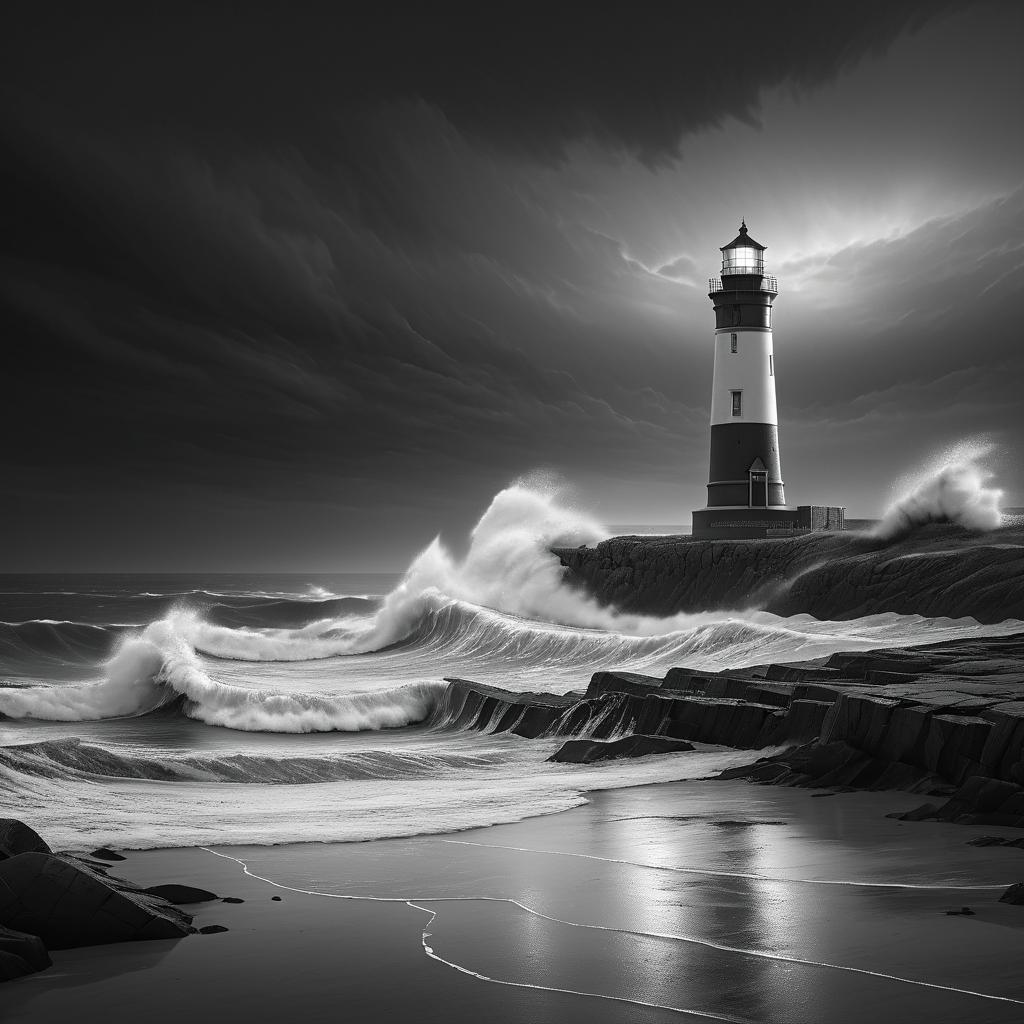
(439, 630, 1024, 826)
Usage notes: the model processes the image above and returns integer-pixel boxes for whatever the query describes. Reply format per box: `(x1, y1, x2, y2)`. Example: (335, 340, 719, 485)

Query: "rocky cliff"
(552, 522, 1024, 623)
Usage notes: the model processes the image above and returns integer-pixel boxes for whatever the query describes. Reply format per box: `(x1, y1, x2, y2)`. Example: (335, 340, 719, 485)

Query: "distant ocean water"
(2, 484, 1020, 853)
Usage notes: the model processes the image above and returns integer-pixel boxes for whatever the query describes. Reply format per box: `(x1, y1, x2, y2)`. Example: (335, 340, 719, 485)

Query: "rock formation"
(0, 828, 200, 984)
(0, 819, 51, 860)
(0, 852, 193, 950)
(999, 883, 1024, 905)
(0, 925, 50, 981)
(144, 884, 220, 905)
(553, 522, 1024, 623)
(437, 632, 1024, 825)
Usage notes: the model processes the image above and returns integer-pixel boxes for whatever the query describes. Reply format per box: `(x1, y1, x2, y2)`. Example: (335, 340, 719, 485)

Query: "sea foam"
(874, 440, 1004, 540)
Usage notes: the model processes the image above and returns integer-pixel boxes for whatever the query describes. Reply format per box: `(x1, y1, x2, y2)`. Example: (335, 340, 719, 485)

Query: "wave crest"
(0, 735, 501, 783)
(875, 440, 1004, 540)
(0, 617, 447, 732)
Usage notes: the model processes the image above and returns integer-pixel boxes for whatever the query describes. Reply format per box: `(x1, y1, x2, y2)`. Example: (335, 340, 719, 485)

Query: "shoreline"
(7, 779, 1024, 1023)
(7, 627, 1024, 1020)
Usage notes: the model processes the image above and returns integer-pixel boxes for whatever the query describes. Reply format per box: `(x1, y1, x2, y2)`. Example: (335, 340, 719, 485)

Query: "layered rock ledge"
(440, 632, 1024, 825)
(552, 522, 1024, 623)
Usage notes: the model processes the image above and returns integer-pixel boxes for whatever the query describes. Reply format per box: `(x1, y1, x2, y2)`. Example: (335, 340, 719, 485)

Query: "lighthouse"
(691, 222, 845, 538)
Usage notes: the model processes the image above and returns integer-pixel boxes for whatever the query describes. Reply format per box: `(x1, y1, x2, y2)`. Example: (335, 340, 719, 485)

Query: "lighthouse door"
(749, 471, 768, 507)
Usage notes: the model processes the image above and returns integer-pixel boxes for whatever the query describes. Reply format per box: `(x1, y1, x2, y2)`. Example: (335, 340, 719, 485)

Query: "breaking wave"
(874, 439, 1004, 540)
(1, 478, 1019, 734)
(0, 735, 507, 784)
(0, 599, 1015, 732)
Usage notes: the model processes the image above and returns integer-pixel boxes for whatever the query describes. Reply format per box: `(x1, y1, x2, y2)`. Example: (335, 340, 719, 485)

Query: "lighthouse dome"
(720, 221, 765, 276)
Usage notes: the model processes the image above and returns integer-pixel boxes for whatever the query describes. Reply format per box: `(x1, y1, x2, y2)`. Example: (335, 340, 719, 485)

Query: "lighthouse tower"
(691, 223, 791, 539)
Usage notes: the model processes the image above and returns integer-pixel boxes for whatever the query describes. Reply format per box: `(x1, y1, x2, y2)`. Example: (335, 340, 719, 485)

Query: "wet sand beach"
(8, 780, 1024, 1024)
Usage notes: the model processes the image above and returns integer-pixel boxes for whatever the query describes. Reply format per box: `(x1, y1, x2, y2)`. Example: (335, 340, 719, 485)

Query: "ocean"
(2, 484, 1020, 853)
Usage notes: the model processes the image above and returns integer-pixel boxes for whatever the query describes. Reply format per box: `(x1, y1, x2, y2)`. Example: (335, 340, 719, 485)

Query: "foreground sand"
(7, 779, 1024, 1023)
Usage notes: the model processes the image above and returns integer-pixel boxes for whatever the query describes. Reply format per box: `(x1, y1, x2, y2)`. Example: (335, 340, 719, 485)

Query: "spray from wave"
(874, 439, 1004, 541)
(361, 479, 761, 644)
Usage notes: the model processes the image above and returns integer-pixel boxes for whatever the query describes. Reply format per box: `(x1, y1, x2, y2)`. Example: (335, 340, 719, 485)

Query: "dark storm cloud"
(5, 1, 960, 162)
(0, 96, 701, 567)
(0, 0, 1014, 569)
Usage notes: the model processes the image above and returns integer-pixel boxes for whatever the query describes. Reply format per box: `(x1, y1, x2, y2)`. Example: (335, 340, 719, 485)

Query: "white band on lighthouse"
(709, 329, 778, 426)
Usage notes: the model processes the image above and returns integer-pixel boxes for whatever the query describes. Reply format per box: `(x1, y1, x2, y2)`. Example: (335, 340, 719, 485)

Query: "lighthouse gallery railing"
(708, 274, 778, 293)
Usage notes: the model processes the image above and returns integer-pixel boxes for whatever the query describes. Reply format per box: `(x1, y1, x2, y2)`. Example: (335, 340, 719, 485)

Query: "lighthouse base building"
(691, 223, 845, 540)
(691, 504, 846, 540)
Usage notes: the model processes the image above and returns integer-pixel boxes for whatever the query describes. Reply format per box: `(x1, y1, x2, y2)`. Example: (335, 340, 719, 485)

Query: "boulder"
(90, 847, 126, 862)
(584, 671, 664, 699)
(144, 884, 219, 905)
(0, 819, 51, 860)
(0, 925, 50, 972)
(0, 853, 192, 949)
(549, 735, 694, 764)
(999, 883, 1024, 906)
(897, 803, 942, 821)
(0, 950, 36, 982)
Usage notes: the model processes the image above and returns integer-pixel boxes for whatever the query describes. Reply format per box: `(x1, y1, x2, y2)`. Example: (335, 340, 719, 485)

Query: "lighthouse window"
(731, 390, 742, 417)
(769, 354, 774, 375)
(730, 334, 737, 353)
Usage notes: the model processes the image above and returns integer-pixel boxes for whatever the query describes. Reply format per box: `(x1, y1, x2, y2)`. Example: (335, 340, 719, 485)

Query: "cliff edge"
(553, 522, 1024, 624)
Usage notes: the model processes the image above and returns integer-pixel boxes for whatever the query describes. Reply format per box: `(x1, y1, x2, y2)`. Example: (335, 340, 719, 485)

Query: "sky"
(2, 1, 1023, 571)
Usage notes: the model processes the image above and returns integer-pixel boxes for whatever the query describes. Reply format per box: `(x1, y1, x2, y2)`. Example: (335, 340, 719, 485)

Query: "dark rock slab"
(0, 852, 192, 949)
(199, 925, 229, 934)
(892, 777, 1024, 827)
(999, 883, 1024, 905)
(892, 803, 943, 822)
(549, 735, 694, 764)
(90, 847, 126, 862)
(744, 683, 796, 708)
(0, 819, 51, 860)
(144, 884, 219, 905)
(0, 950, 36, 982)
(967, 836, 1024, 849)
(435, 679, 575, 737)
(0, 925, 50, 972)
(584, 671, 666, 699)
